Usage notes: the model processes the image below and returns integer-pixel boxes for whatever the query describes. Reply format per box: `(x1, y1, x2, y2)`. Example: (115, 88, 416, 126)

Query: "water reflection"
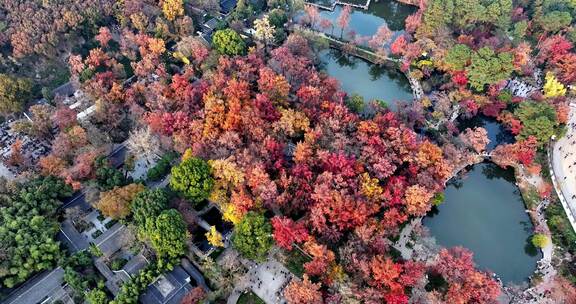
(423, 163, 541, 284)
(316, 0, 416, 37)
(319, 49, 413, 108)
(524, 236, 540, 257)
(481, 162, 516, 183)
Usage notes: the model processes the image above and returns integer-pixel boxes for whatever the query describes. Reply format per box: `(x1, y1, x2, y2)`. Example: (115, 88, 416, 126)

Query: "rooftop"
(219, 0, 237, 15)
(139, 266, 194, 304)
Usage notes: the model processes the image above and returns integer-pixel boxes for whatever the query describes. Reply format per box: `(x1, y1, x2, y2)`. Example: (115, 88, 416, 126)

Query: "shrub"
(110, 258, 128, 271)
(531, 233, 549, 248)
(170, 157, 214, 204)
(147, 153, 177, 181)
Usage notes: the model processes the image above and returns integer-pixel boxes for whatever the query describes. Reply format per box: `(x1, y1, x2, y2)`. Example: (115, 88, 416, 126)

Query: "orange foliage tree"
(95, 183, 145, 219)
(284, 274, 323, 304)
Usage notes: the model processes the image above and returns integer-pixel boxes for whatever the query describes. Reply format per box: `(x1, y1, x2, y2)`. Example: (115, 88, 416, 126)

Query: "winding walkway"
(548, 102, 576, 233)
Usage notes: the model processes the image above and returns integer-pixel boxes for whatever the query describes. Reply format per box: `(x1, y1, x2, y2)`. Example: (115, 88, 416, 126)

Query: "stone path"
(393, 219, 419, 260)
(504, 167, 557, 303)
(228, 250, 293, 304)
(549, 102, 576, 233)
(506, 78, 539, 98)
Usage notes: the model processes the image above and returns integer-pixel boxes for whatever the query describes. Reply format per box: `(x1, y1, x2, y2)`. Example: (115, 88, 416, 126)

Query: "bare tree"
(126, 127, 161, 164)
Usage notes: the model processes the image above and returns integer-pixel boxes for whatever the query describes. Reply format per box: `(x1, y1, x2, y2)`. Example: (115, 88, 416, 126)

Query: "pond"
(319, 49, 413, 108)
(423, 163, 541, 284)
(458, 115, 515, 151)
(317, 0, 416, 37)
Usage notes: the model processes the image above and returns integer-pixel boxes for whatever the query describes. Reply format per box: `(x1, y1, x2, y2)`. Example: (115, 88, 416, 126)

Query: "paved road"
(58, 219, 90, 253)
(228, 248, 291, 304)
(550, 103, 576, 233)
(4, 267, 64, 304)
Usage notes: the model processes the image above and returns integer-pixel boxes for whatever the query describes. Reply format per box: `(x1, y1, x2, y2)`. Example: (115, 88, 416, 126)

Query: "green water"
(423, 163, 541, 284)
(318, 0, 416, 36)
(319, 49, 412, 108)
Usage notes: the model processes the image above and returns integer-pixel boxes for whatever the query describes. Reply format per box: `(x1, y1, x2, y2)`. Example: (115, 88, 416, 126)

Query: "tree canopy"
(170, 157, 214, 204)
(466, 47, 514, 91)
(95, 157, 127, 191)
(515, 101, 559, 146)
(131, 188, 169, 233)
(232, 212, 273, 261)
(0, 74, 32, 115)
(212, 29, 247, 56)
(0, 176, 72, 288)
(149, 209, 188, 261)
(95, 183, 145, 219)
(85, 288, 108, 304)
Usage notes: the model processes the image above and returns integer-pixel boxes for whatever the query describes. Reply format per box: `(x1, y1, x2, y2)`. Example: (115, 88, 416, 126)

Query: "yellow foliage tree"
(274, 108, 310, 137)
(360, 173, 383, 201)
(253, 15, 276, 45)
(206, 226, 224, 247)
(209, 187, 229, 207)
(182, 148, 194, 161)
(328, 264, 346, 283)
(222, 203, 243, 224)
(543, 72, 566, 98)
(162, 0, 184, 21)
(208, 158, 245, 190)
(173, 51, 190, 65)
(532, 233, 549, 248)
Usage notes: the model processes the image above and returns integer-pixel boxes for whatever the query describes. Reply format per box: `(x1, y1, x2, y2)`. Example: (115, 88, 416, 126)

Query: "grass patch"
(284, 249, 311, 278)
(237, 291, 265, 304)
(545, 199, 576, 253)
(91, 229, 103, 239)
(520, 185, 540, 211)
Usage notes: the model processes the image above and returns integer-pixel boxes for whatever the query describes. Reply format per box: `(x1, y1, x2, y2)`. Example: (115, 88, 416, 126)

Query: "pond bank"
(294, 25, 423, 101)
(318, 48, 412, 107)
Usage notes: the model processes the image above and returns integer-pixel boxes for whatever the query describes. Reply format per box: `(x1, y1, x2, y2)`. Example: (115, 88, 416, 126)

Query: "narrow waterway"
(319, 49, 412, 108)
(423, 163, 541, 284)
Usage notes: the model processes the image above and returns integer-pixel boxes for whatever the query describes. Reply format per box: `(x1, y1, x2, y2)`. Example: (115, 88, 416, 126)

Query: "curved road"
(549, 102, 576, 233)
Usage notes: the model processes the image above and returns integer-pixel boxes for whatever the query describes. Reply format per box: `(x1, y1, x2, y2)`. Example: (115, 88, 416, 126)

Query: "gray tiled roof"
(139, 266, 195, 304)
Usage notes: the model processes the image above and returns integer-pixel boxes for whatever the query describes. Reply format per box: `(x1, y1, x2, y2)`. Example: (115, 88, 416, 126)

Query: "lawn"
(237, 291, 265, 304)
(284, 249, 312, 278)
